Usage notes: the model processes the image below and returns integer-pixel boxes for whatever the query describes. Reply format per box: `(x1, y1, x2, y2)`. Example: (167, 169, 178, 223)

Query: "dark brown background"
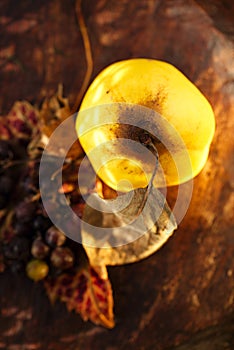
(0, 0, 234, 349)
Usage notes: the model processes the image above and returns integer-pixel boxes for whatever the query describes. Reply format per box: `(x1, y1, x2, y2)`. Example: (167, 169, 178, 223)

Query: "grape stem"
(0, 159, 36, 172)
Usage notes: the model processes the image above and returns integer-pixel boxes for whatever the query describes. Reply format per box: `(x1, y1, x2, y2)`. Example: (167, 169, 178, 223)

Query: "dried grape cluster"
(0, 99, 115, 329)
(0, 102, 84, 282)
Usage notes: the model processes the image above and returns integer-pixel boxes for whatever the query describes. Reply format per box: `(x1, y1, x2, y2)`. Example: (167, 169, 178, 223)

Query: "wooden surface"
(0, 0, 234, 349)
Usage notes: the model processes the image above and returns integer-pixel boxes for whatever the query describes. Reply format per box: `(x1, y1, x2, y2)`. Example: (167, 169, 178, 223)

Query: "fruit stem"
(136, 139, 158, 216)
(147, 141, 159, 192)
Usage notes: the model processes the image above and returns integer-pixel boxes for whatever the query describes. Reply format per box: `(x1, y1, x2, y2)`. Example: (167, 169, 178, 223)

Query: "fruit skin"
(76, 59, 215, 190)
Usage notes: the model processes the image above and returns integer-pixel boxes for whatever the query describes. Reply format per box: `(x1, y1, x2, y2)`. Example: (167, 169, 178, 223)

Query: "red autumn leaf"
(44, 264, 115, 329)
(6, 101, 39, 140)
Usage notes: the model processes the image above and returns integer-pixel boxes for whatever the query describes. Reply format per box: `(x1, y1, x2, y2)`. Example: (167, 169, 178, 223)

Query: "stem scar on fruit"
(75, 58, 215, 192)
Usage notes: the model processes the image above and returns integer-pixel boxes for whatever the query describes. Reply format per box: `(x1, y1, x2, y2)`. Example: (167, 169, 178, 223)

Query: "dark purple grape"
(3, 236, 30, 261)
(50, 247, 74, 270)
(13, 221, 33, 236)
(15, 201, 37, 222)
(0, 176, 14, 195)
(19, 161, 39, 194)
(21, 176, 38, 195)
(0, 140, 13, 161)
(45, 226, 66, 247)
(10, 260, 24, 274)
(31, 238, 49, 259)
(33, 215, 51, 233)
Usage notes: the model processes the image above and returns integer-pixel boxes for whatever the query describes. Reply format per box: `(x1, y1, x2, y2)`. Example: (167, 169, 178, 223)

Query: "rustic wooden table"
(0, 1, 234, 349)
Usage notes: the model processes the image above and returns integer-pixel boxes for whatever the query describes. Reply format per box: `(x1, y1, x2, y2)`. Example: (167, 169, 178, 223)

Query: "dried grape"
(45, 226, 66, 247)
(15, 201, 37, 222)
(3, 236, 30, 261)
(50, 247, 74, 270)
(33, 214, 51, 233)
(31, 238, 50, 259)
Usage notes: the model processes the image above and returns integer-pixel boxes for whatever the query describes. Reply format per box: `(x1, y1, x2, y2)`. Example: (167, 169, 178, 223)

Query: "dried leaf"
(0, 119, 12, 140)
(44, 263, 114, 329)
(81, 186, 177, 265)
(6, 100, 39, 140)
(39, 85, 70, 140)
(29, 85, 83, 159)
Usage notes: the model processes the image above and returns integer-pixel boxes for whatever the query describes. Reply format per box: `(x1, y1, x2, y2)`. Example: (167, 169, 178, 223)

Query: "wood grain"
(0, 0, 233, 349)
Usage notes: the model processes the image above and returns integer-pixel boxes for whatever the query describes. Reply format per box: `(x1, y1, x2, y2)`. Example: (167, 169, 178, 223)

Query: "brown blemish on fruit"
(140, 87, 168, 116)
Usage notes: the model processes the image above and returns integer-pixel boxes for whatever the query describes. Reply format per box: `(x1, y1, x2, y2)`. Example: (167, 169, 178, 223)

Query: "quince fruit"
(76, 59, 215, 191)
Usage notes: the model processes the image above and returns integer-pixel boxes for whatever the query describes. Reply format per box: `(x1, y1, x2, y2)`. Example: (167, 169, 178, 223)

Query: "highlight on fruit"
(76, 58, 215, 191)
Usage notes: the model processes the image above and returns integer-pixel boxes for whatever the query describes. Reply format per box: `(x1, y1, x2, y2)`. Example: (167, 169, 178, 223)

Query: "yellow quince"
(76, 59, 215, 191)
